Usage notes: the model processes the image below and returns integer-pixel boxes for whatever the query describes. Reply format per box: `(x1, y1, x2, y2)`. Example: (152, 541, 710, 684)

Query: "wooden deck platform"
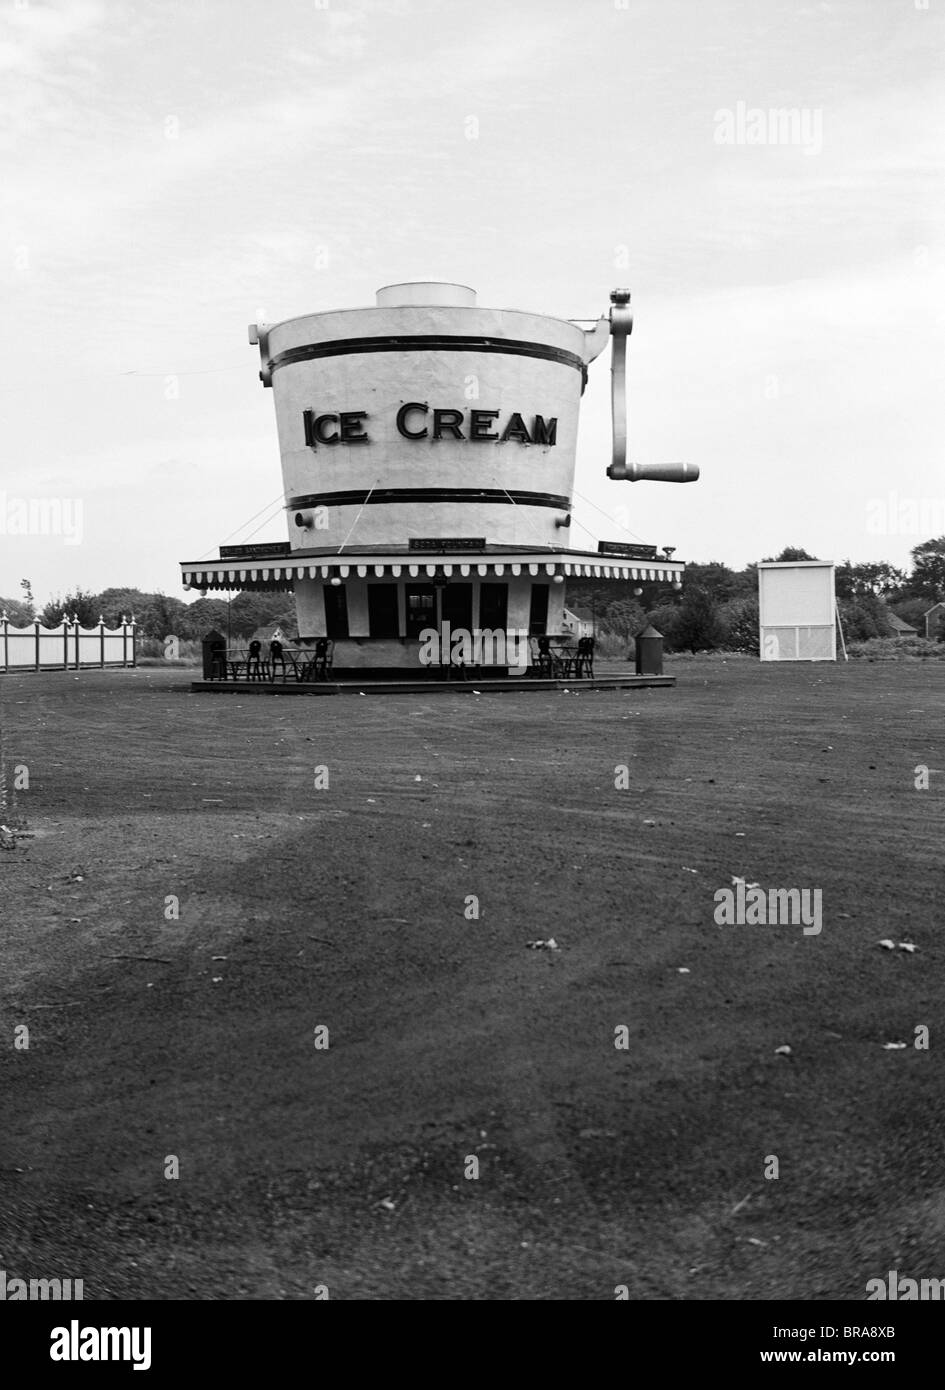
(190, 674, 675, 696)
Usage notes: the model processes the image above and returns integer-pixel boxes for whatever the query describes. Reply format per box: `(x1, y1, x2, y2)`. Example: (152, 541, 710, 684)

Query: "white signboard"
(758, 561, 836, 662)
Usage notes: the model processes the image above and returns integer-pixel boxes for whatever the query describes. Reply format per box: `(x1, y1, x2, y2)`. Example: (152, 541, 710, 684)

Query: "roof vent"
(375, 281, 477, 308)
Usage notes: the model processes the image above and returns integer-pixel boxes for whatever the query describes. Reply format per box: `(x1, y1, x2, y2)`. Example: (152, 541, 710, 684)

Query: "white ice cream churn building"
(181, 281, 697, 677)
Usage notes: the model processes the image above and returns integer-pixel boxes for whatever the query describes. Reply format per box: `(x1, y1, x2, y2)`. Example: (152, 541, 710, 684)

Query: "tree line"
(2, 582, 295, 642)
(566, 538, 945, 653)
(4, 537, 944, 654)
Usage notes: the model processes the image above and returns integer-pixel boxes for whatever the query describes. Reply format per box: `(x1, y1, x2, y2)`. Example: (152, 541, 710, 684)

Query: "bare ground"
(0, 659, 941, 1299)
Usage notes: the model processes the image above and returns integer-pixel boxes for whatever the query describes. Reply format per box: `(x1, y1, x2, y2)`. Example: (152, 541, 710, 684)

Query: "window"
(529, 584, 549, 636)
(404, 584, 436, 638)
(368, 584, 400, 638)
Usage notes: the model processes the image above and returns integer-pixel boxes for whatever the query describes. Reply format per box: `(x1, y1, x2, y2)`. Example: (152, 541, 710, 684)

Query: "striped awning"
(180, 551, 685, 591)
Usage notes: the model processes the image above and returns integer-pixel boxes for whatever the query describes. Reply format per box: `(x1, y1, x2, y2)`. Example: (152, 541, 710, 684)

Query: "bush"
(847, 636, 945, 661)
(40, 588, 100, 628)
(0, 598, 35, 626)
(665, 649, 755, 661)
(645, 604, 681, 650)
(671, 587, 724, 653)
(837, 595, 888, 642)
(601, 597, 647, 640)
(718, 597, 760, 654)
(593, 630, 630, 659)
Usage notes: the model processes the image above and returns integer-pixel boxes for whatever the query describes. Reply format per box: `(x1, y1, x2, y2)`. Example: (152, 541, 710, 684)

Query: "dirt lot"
(0, 659, 941, 1300)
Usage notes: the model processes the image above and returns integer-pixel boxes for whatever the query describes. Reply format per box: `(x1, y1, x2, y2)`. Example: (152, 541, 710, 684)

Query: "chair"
(531, 635, 555, 678)
(269, 639, 287, 682)
(311, 638, 333, 681)
(574, 636, 595, 678)
(246, 639, 267, 681)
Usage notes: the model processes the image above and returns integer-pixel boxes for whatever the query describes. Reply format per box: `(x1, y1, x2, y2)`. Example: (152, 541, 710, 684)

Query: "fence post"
(99, 615, 105, 668)
(35, 620, 40, 671)
(1, 612, 7, 673)
(63, 615, 69, 671)
(74, 616, 81, 670)
(131, 615, 137, 668)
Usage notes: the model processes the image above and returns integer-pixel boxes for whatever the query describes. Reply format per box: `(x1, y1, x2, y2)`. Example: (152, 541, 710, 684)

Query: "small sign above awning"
(408, 538, 486, 552)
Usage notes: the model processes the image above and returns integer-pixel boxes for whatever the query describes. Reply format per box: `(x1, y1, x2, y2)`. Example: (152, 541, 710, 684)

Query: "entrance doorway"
(479, 582, 508, 631)
(529, 584, 550, 635)
(440, 582, 473, 633)
(368, 584, 400, 638)
(323, 585, 349, 639)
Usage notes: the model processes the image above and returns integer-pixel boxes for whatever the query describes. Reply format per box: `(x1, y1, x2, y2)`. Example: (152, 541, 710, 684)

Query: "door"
(479, 582, 508, 631)
(323, 585, 349, 639)
(440, 582, 473, 634)
(529, 584, 549, 636)
(368, 584, 400, 637)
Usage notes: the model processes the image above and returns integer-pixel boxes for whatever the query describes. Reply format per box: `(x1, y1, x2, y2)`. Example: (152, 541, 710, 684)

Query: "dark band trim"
(288, 488, 570, 510)
(270, 335, 585, 376)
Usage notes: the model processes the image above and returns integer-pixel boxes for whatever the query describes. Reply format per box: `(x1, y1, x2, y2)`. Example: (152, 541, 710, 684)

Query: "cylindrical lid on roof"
(375, 281, 477, 308)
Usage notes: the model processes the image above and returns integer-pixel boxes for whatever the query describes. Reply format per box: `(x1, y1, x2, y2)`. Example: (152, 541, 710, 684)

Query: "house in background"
(885, 611, 919, 640)
(923, 601, 945, 640)
(249, 623, 287, 648)
(561, 606, 596, 640)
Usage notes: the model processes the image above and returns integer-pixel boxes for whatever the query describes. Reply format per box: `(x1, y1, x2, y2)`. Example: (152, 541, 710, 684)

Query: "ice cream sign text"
(303, 404, 558, 449)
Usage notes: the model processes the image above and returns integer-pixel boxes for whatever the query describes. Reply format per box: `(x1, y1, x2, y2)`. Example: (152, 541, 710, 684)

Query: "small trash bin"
(202, 628, 227, 680)
(635, 624, 664, 675)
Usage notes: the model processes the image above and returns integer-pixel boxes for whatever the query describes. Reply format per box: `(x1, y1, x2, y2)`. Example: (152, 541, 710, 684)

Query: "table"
(224, 647, 248, 680)
(281, 647, 332, 682)
(548, 644, 578, 677)
(530, 643, 578, 678)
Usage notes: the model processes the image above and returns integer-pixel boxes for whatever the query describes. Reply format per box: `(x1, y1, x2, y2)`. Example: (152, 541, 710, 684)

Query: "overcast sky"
(1, 0, 942, 606)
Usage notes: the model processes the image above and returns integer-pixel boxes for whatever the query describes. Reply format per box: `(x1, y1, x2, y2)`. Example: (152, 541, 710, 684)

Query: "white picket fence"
(0, 615, 137, 672)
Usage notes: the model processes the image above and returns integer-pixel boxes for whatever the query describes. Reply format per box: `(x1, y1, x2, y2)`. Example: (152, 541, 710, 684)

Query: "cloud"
(0, 0, 107, 73)
(1, 0, 942, 596)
